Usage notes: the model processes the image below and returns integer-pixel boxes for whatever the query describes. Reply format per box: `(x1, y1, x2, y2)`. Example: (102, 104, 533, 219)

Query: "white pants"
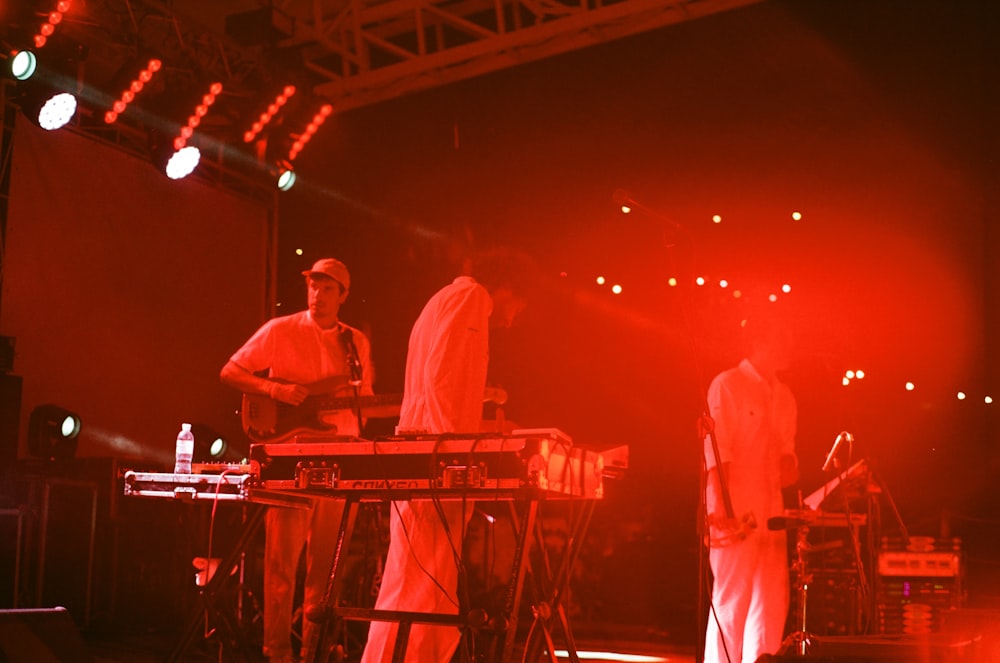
(263, 498, 345, 661)
(361, 501, 473, 663)
(704, 528, 789, 663)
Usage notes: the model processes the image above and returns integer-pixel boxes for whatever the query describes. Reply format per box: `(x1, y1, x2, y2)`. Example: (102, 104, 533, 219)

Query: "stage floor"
(81, 629, 698, 663)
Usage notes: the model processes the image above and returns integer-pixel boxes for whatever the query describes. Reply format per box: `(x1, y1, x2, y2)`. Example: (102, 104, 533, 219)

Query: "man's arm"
(219, 360, 308, 406)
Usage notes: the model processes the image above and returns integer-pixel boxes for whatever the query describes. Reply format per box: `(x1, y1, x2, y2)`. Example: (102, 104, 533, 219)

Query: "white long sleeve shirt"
(704, 358, 797, 524)
(398, 276, 492, 434)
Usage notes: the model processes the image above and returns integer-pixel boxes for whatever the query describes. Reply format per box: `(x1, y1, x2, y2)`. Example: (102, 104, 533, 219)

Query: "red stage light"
(104, 58, 162, 124)
(173, 81, 222, 149)
(31, 1, 72, 52)
(287, 103, 333, 161)
(242, 85, 297, 144)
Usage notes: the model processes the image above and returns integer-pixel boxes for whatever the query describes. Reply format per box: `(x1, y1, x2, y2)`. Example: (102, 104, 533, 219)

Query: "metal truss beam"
(275, 0, 765, 112)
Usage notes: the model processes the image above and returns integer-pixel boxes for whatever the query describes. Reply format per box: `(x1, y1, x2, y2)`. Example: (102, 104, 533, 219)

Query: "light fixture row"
(7, 41, 330, 190)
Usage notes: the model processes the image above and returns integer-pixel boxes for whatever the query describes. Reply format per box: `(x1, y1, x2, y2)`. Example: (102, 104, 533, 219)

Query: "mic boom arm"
(821, 431, 854, 473)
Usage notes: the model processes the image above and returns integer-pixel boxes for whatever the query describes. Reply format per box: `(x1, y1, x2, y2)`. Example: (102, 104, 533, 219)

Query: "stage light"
(10, 38, 86, 131)
(286, 102, 333, 162)
(10, 50, 37, 81)
(164, 145, 201, 180)
(191, 424, 242, 462)
(104, 58, 162, 124)
(28, 404, 82, 462)
(27, 1, 73, 50)
(193, 425, 225, 460)
(243, 84, 297, 143)
(19, 88, 77, 130)
(275, 160, 296, 191)
(173, 81, 223, 151)
(38, 92, 76, 129)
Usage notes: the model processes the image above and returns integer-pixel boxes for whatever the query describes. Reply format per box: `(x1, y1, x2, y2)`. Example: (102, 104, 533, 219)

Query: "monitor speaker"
(0, 607, 94, 662)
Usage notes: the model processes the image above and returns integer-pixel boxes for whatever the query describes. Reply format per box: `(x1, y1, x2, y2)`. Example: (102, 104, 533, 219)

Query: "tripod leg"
(167, 506, 266, 663)
(306, 496, 358, 663)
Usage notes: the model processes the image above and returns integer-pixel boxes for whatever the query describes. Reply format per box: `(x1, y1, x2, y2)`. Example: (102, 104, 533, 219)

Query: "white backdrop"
(1, 114, 273, 467)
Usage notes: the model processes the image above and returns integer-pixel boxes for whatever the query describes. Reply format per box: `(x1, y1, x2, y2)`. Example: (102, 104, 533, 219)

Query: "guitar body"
(241, 382, 508, 443)
(241, 389, 403, 443)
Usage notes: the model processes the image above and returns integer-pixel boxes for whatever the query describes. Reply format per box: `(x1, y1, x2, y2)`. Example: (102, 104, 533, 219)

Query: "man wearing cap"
(221, 257, 374, 663)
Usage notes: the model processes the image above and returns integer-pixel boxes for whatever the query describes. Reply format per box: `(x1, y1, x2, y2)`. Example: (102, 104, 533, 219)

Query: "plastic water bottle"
(174, 422, 194, 474)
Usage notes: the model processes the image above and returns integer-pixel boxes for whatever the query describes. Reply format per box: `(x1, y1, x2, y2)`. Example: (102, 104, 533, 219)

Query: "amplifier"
(123, 471, 253, 502)
(249, 429, 605, 499)
(878, 534, 963, 578)
(876, 536, 964, 635)
(878, 551, 961, 578)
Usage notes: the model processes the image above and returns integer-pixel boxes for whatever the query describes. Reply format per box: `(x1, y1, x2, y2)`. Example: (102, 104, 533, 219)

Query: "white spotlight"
(165, 146, 201, 180)
(11, 50, 38, 81)
(37, 92, 77, 130)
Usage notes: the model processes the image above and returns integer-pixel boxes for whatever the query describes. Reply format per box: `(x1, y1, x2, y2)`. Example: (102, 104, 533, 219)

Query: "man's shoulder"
(709, 362, 758, 395)
(424, 277, 489, 311)
(339, 321, 371, 343)
(246, 310, 309, 338)
(712, 364, 745, 384)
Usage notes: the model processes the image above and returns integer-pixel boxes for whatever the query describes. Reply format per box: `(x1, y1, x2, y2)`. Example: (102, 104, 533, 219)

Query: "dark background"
(1, 0, 998, 649)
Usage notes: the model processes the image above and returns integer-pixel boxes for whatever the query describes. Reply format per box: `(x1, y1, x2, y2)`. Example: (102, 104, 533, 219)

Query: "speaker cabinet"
(0, 374, 22, 468)
(0, 607, 94, 662)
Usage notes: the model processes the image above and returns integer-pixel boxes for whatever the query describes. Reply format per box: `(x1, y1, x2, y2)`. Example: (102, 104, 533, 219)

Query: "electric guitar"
(241, 381, 511, 443)
(241, 377, 403, 443)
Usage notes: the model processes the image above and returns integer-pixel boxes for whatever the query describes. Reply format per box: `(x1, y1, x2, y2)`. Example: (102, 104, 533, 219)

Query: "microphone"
(821, 431, 853, 473)
(612, 188, 682, 232)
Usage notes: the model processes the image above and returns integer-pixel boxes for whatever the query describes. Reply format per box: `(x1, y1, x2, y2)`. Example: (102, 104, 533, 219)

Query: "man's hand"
(707, 511, 744, 533)
(269, 381, 309, 406)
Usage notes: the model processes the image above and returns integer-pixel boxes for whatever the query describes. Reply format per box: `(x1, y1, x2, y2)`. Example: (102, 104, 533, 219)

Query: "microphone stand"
(339, 326, 365, 434)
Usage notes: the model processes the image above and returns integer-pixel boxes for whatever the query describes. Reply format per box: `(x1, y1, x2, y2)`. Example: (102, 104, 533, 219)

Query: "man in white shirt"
(361, 249, 529, 663)
(703, 316, 799, 663)
(221, 258, 374, 663)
